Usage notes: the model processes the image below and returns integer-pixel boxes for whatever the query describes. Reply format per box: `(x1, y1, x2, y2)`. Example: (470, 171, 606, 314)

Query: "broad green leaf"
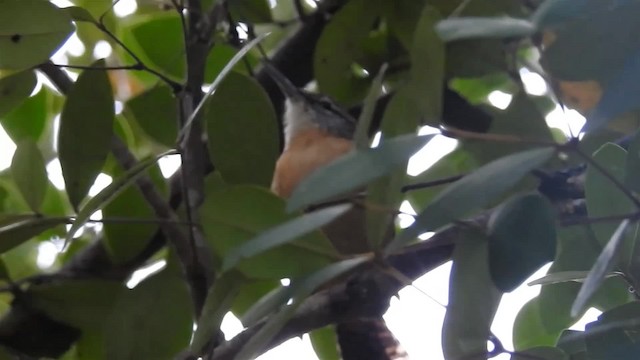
(200, 185, 337, 279)
(222, 204, 351, 272)
(572, 219, 631, 317)
(384, 0, 427, 49)
(310, 326, 340, 360)
(354, 64, 387, 149)
(529, 271, 620, 286)
(443, 232, 502, 359)
(287, 134, 435, 212)
(436, 17, 535, 42)
(29, 280, 123, 330)
(0, 258, 10, 283)
(556, 329, 587, 355)
(231, 279, 279, 318)
(59, 59, 114, 209)
(0, 70, 36, 117)
(241, 284, 292, 327)
(488, 193, 556, 292)
(0, 216, 66, 254)
(585, 302, 640, 360)
(390, 147, 555, 252)
(63, 6, 98, 24)
(125, 84, 177, 148)
(105, 269, 193, 360)
(236, 257, 370, 360)
(314, 0, 383, 105)
(0, 0, 74, 70)
(511, 347, 568, 360)
(625, 129, 640, 193)
(191, 272, 245, 353)
(228, 0, 272, 23)
(1, 86, 48, 142)
(66, 150, 176, 245)
(102, 162, 167, 263)
(11, 139, 48, 212)
(206, 72, 279, 187)
(513, 298, 560, 350)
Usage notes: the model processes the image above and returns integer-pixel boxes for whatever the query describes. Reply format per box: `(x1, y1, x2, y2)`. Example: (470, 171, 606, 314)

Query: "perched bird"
(263, 63, 408, 359)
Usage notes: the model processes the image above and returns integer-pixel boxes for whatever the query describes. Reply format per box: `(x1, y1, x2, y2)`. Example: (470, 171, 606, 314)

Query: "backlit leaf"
(11, 139, 48, 212)
(0, 70, 36, 117)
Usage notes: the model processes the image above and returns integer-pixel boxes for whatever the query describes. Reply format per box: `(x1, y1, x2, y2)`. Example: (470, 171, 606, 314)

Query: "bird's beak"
(262, 63, 304, 101)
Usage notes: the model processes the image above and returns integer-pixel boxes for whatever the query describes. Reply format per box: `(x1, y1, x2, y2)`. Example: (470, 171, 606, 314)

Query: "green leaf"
(231, 279, 279, 318)
(206, 71, 279, 186)
(105, 269, 193, 360)
(228, 0, 273, 23)
(200, 185, 337, 279)
(511, 347, 568, 360)
(59, 59, 114, 209)
(488, 193, 556, 292)
(125, 84, 177, 148)
(314, 0, 383, 105)
(443, 232, 502, 359)
(625, 129, 640, 193)
(513, 298, 561, 350)
(572, 219, 631, 317)
(29, 280, 123, 330)
(0, 70, 36, 117)
(584, 302, 640, 360)
(354, 64, 387, 149)
(309, 326, 340, 360)
(11, 139, 48, 212)
(436, 17, 535, 42)
(0, 215, 66, 254)
(0, 0, 74, 70)
(191, 272, 245, 353)
(1, 86, 48, 142)
(63, 6, 98, 24)
(66, 150, 176, 245)
(236, 257, 370, 360)
(287, 134, 435, 212)
(529, 271, 621, 286)
(222, 204, 351, 272)
(390, 147, 555, 252)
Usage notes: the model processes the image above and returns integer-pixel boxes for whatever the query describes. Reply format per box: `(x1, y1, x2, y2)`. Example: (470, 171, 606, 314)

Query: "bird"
(262, 62, 409, 360)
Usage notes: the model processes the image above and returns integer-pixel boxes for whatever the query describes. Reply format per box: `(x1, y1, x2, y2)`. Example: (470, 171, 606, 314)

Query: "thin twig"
(401, 174, 465, 193)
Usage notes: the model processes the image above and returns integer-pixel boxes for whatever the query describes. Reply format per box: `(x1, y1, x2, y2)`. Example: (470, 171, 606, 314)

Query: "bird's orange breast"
(271, 128, 353, 198)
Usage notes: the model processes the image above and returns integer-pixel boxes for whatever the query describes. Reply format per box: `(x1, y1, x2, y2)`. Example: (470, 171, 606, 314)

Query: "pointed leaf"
(584, 302, 640, 360)
(488, 193, 556, 292)
(59, 59, 114, 209)
(0, 0, 74, 70)
(436, 17, 535, 42)
(63, 6, 98, 24)
(0, 70, 36, 117)
(11, 139, 48, 212)
(528, 271, 620, 286)
(287, 134, 435, 212)
(354, 64, 387, 149)
(513, 298, 560, 350)
(228, 0, 273, 23)
(222, 204, 351, 272)
(1, 86, 48, 142)
(125, 84, 178, 148)
(389, 147, 555, 251)
(66, 150, 176, 244)
(310, 326, 340, 360)
(0, 216, 66, 254)
(571, 219, 631, 317)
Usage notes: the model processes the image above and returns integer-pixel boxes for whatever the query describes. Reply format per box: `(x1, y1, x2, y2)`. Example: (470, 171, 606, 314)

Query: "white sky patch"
(115, 101, 124, 115)
(408, 133, 458, 176)
(37, 241, 59, 269)
(93, 40, 113, 59)
(114, 0, 138, 17)
(398, 200, 416, 229)
(221, 312, 245, 340)
(488, 90, 513, 110)
(520, 68, 548, 96)
(303, 0, 318, 8)
(88, 173, 113, 197)
(570, 307, 602, 331)
(370, 131, 381, 148)
(126, 260, 167, 288)
(65, 33, 87, 58)
(0, 126, 16, 171)
(46, 158, 65, 190)
(258, 335, 318, 360)
(280, 278, 290, 286)
(50, 0, 74, 8)
(546, 105, 586, 137)
(158, 154, 181, 178)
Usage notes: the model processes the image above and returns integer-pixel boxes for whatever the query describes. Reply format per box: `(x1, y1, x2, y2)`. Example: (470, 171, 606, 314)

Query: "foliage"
(0, 0, 640, 359)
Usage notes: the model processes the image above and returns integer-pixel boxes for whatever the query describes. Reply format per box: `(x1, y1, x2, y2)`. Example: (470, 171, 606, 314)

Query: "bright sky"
(0, 1, 598, 358)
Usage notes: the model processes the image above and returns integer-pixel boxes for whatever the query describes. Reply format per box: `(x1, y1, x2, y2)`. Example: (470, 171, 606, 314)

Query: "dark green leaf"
(228, 0, 273, 23)
(200, 185, 337, 279)
(310, 326, 340, 360)
(530, 0, 587, 28)
(11, 139, 48, 212)
(63, 6, 98, 24)
(191, 272, 245, 353)
(390, 147, 555, 252)
(625, 129, 640, 193)
(557, 329, 587, 355)
(513, 298, 560, 350)
(0, 70, 36, 117)
(572, 219, 631, 317)
(0, 216, 66, 254)
(488, 193, 556, 292)
(1, 86, 48, 142)
(105, 269, 193, 360)
(288, 134, 435, 212)
(231, 279, 279, 318)
(585, 302, 640, 360)
(511, 347, 568, 360)
(29, 280, 123, 330)
(125, 84, 177, 148)
(354, 64, 387, 149)
(59, 59, 114, 209)
(529, 271, 620, 286)
(222, 204, 351, 272)
(66, 150, 176, 245)
(443, 232, 502, 359)
(436, 17, 535, 42)
(206, 72, 279, 186)
(0, 0, 74, 70)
